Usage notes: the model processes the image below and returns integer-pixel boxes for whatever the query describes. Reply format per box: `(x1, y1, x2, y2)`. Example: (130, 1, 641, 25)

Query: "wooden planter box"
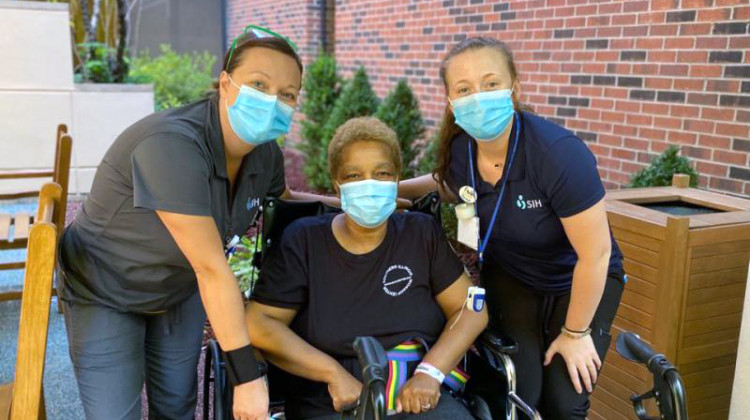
(590, 175, 750, 420)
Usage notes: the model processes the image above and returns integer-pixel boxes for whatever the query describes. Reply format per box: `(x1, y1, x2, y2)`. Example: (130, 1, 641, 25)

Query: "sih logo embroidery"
(516, 194, 543, 210)
(246, 197, 261, 212)
(382, 265, 413, 296)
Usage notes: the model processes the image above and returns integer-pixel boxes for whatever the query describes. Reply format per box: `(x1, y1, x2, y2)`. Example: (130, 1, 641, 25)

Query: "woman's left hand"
(396, 374, 441, 414)
(544, 333, 601, 394)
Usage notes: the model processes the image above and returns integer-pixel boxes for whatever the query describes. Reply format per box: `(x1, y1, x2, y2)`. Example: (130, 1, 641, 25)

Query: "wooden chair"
(0, 124, 71, 310)
(0, 182, 62, 420)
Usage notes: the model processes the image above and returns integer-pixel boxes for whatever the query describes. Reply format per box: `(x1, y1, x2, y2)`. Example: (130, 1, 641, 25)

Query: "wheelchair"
(201, 194, 687, 420)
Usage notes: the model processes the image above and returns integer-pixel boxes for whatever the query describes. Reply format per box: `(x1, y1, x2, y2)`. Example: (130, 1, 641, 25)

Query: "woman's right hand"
(233, 377, 270, 420)
(327, 366, 363, 412)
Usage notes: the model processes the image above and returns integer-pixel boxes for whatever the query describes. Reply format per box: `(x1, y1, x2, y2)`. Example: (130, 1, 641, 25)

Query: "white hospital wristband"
(415, 362, 445, 384)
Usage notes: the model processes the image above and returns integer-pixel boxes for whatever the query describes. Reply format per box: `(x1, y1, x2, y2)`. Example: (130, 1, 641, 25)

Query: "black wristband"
(222, 345, 267, 386)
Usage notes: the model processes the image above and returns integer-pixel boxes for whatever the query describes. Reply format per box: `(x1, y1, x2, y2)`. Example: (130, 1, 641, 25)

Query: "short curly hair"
(328, 117, 402, 180)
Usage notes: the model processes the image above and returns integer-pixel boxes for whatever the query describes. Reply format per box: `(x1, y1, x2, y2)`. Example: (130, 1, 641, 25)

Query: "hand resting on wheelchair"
(244, 117, 488, 419)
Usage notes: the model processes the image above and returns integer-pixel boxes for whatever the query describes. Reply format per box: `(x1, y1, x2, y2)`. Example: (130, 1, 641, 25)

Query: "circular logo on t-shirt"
(382, 265, 413, 297)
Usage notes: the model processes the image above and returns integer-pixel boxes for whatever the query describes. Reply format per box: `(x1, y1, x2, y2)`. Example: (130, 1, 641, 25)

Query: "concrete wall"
(0, 0, 153, 195)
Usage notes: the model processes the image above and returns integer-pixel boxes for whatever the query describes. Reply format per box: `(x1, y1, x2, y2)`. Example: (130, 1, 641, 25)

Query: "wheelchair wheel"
(202, 339, 232, 420)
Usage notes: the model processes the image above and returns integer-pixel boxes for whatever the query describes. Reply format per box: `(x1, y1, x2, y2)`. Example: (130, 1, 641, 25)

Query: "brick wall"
(227, 0, 750, 196)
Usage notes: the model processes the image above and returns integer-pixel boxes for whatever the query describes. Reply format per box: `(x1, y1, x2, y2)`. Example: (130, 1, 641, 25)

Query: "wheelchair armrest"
(478, 326, 518, 355)
(353, 337, 387, 420)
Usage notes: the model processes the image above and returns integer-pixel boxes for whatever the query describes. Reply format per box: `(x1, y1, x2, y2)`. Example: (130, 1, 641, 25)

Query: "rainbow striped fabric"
(384, 340, 470, 413)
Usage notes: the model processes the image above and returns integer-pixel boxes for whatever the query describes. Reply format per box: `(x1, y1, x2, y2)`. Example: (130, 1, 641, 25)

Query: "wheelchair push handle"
(353, 337, 388, 420)
(616, 332, 659, 368)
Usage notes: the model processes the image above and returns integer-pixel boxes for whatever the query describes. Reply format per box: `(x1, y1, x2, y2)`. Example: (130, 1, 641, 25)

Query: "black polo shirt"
(251, 212, 465, 418)
(447, 111, 623, 294)
(58, 96, 286, 313)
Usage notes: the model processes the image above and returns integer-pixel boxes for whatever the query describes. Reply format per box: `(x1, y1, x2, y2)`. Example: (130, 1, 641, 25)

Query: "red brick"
(599, 135, 623, 147)
(714, 150, 749, 165)
(649, 51, 677, 62)
(696, 161, 729, 177)
(637, 38, 665, 49)
(677, 51, 708, 63)
(614, 125, 638, 136)
(681, 23, 713, 35)
(624, 138, 649, 151)
(642, 103, 670, 115)
(632, 64, 660, 75)
(651, 24, 679, 36)
(710, 177, 744, 194)
(650, 0, 678, 11)
(682, 145, 711, 159)
(638, 12, 666, 24)
(701, 107, 737, 122)
(698, 134, 732, 149)
(684, 119, 716, 134)
(670, 105, 700, 118)
(729, 36, 750, 49)
(737, 110, 750, 123)
(612, 14, 637, 25)
(668, 131, 699, 145)
(682, 0, 713, 6)
(706, 80, 739, 93)
(639, 128, 667, 141)
(715, 0, 748, 5)
(689, 65, 723, 78)
(660, 64, 690, 76)
(615, 100, 641, 112)
(674, 79, 704, 91)
(717, 123, 750, 137)
(664, 37, 696, 49)
(627, 114, 653, 126)
(613, 148, 637, 160)
(592, 98, 615, 109)
(735, 6, 750, 20)
(624, 26, 649, 37)
(697, 8, 732, 21)
(654, 117, 683, 129)
(696, 36, 729, 49)
(651, 141, 670, 153)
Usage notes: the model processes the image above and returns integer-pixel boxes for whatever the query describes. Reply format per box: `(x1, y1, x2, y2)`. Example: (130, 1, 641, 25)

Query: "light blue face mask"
(339, 179, 397, 229)
(225, 75, 295, 145)
(451, 89, 515, 142)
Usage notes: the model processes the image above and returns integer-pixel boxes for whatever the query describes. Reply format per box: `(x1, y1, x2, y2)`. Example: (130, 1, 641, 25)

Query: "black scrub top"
(447, 111, 623, 294)
(251, 212, 465, 418)
(58, 96, 287, 313)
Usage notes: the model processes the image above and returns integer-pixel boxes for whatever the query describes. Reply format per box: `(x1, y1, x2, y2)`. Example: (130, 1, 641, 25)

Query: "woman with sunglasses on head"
(58, 26, 331, 420)
(399, 37, 625, 419)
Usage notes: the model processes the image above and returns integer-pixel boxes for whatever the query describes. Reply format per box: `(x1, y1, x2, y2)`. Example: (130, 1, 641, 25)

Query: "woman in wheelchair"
(246, 117, 489, 419)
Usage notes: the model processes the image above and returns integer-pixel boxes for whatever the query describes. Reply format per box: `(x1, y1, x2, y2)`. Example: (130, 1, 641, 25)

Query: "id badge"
(457, 216, 479, 250)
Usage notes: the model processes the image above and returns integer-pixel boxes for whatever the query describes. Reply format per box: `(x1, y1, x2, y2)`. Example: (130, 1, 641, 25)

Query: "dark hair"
(212, 35, 303, 90)
(433, 37, 531, 187)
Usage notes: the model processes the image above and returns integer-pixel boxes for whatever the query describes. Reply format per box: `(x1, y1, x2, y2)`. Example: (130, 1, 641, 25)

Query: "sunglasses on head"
(225, 24, 299, 69)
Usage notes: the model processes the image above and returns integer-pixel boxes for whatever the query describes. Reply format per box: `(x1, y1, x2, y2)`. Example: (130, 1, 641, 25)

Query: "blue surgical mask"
(225, 75, 295, 145)
(451, 89, 515, 142)
(339, 180, 397, 229)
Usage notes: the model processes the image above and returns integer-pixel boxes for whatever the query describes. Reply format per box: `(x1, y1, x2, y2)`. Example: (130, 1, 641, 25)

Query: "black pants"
(474, 266, 624, 420)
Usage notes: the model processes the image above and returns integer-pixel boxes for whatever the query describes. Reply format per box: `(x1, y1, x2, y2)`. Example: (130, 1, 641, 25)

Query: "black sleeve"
(267, 142, 287, 198)
(251, 222, 308, 308)
(428, 217, 466, 295)
(131, 135, 212, 216)
(540, 137, 606, 218)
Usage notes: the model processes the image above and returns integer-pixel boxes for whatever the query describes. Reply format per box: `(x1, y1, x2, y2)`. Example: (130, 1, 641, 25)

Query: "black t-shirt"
(447, 111, 623, 294)
(59, 96, 287, 312)
(252, 212, 465, 419)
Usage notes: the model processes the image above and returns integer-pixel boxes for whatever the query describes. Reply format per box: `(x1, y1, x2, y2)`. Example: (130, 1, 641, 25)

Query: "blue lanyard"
(467, 112, 520, 264)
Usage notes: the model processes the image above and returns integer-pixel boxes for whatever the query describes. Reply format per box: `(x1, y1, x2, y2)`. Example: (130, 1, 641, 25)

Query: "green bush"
(300, 54, 342, 189)
(375, 79, 425, 178)
(309, 67, 380, 192)
(75, 42, 121, 83)
(416, 132, 440, 176)
(627, 145, 699, 188)
(227, 235, 261, 298)
(129, 44, 216, 110)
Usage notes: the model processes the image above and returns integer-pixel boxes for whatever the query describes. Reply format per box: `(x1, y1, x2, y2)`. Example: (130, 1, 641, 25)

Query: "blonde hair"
(328, 117, 402, 180)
